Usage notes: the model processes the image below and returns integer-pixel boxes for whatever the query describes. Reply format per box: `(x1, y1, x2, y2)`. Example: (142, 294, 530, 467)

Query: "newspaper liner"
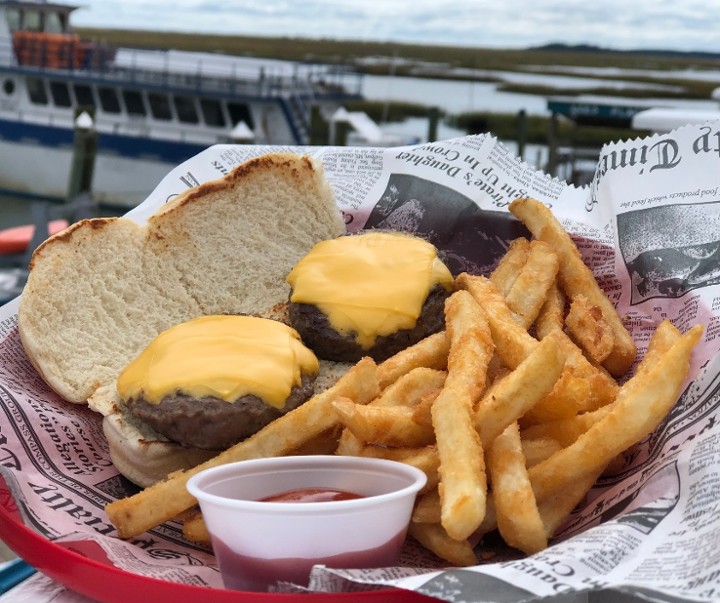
(2, 126, 720, 602)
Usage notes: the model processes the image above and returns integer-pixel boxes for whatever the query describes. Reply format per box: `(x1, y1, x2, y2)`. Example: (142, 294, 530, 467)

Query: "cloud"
(70, 0, 720, 52)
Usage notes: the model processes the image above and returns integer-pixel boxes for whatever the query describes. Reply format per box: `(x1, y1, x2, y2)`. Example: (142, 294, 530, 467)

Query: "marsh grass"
(76, 28, 719, 148)
(76, 28, 720, 74)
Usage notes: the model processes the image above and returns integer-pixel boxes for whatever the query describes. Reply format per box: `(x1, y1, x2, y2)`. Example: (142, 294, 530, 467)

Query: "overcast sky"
(71, 0, 720, 54)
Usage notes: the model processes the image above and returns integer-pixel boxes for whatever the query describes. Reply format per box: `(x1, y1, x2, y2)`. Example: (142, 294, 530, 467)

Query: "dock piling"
(427, 107, 439, 142)
(516, 109, 527, 161)
(66, 110, 97, 204)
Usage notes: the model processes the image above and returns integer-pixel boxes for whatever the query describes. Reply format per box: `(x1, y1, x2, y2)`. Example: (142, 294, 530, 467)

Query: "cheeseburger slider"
(286, 230, 454, 362)
(116, 315, 320, 451)
(17, 152, 346, 486)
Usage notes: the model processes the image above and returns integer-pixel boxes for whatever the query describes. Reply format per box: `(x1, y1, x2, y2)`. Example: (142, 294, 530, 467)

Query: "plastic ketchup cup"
(186, 455, 427, 591)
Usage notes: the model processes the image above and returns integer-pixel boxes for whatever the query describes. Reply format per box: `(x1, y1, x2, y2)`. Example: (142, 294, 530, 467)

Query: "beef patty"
(126, 373, 316, 450)
(288, 285, 450, 363)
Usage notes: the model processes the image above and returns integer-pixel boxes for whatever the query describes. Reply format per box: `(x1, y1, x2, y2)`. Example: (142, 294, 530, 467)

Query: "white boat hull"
(0, 124, 204, 208)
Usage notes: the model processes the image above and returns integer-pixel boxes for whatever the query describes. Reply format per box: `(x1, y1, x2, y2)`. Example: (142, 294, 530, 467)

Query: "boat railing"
(108, 58, 362, 101)
(0, 36, 363, 102)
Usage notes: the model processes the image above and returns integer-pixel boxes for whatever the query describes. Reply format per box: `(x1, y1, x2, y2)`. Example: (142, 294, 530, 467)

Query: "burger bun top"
(18, 153, 345, 417)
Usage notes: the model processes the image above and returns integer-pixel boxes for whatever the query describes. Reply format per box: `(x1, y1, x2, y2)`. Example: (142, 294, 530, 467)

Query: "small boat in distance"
(0, 0, 364, 208)
(0, 217, 67, 254)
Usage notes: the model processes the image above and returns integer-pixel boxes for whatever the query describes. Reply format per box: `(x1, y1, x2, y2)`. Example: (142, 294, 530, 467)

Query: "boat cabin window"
(98, 86, 121, 113)
(49, 80, 71, 107)
(6, 9, 21, 33)
(122, 90, 146, 116)
(73, 84, 95, 108)
(227, 102, 254, 129)
(23, 10, 42, 32)
(26, 78, 47, 104)
(45, 12, 66, 34)
(173, 95, 199, 124)
(200, 99, 226, 127)
(148, 92, 172, 120)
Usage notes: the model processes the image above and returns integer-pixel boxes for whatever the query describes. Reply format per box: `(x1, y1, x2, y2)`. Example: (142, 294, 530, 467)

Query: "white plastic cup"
(186, 455, 427, 591)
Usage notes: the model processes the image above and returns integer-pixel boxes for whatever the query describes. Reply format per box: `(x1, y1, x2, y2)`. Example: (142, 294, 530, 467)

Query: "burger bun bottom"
(103, 408, 216, 488)
(104, 358, 353, 488)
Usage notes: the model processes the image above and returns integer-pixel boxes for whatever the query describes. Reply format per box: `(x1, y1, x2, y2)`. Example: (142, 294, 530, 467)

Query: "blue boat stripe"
(0, 118, 208, 164)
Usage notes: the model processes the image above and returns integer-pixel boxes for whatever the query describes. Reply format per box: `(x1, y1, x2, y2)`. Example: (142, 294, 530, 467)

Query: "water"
(363, 71, 720, 121)
(367, 70, 720, 171)
(363, 74, 549, 116)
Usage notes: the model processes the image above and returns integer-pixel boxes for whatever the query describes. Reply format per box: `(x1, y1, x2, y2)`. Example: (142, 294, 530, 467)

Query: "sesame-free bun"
(17, 153, 345, 485)
(102, 405, 217, 488)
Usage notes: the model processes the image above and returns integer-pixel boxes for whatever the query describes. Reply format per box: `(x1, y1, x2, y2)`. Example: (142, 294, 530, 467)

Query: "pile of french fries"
(105, 197, 702, 567)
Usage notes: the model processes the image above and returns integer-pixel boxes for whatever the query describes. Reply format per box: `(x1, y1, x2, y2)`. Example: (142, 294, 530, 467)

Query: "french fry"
(535, 325, 690, 537)
(525, 330, 619, 421)
(411, 388, 440, 427)
(487, 422, 547, 554)
(508, 197, 637, 376)
(413, 488, 498, 537)
(637, 319, 682, 370)
(565, 294, 615, 364)
(538, 466, 605, 538)
(359, 444, 440, 493)
(432, 290, 494, 541)
(334, 426, 365, 456)
(182, 508, 211, 546)
(459, 274, 616, 419)
(504, 240, 559, 328)
(456, 274, 536, 369)
(377, 331, 449, 390)
(408, 522, 478, 567)
(533, 318, 677, 427)
(412, 488, 442, 524)
(478, 494, 498, 537)
(490, 237, 531, 296)
(520, 404, 614, 447)
(522, 320, 682, 447)
(534, 281, 565, 340)
(555, 331, 619, 410)
(474, 332, 567, 444)
(373, 367, 447, 407)
(106, 357, 379, 539)
(520, 368, 592, 424)
(529, 324, 702, 503)
(335, 367, 445, 455)
(521, 437, 563, 468)
(332, 398, 435, 447)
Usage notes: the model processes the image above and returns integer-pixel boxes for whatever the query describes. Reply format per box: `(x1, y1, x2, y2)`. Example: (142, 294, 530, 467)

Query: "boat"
(543, 95, 657, 184)
(545, 94, 720, 182)
(0, 0, 365, 208)
(0, 217, 66, 254)
(631, 107, 720, 133)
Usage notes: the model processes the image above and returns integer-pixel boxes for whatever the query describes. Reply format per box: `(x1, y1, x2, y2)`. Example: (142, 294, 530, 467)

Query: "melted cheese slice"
(116, 315, 319, 408)
(286, 231, 453, 349)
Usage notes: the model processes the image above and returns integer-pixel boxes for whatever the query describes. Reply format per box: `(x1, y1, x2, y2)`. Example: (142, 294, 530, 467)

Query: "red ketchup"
(212, 488, 406, 591)
(260, 487, 363, 503)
